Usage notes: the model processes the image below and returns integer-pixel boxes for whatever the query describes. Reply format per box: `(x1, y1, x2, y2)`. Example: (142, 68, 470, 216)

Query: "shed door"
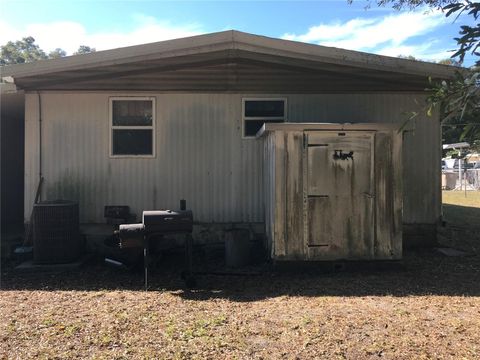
(305, 131, 375, 259)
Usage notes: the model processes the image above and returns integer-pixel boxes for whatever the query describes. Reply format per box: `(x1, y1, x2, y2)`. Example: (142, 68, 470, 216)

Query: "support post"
(185, 234, 193, 275)
(459, 158, 462, 191)
(183, 233, 196, 288)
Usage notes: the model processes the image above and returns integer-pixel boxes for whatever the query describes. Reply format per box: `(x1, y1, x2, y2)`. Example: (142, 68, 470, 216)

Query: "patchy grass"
(1, 195, 479, 359)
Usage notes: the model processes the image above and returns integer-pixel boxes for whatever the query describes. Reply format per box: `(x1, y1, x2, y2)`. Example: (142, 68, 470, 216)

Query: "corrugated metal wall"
(24, 92, 440, 225)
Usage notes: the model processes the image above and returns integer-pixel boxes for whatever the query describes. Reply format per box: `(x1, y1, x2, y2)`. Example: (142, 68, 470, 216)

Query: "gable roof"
(0, 30, 456, 92)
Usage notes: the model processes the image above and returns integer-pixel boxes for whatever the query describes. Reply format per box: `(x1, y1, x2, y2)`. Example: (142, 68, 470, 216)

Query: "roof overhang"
(443, 142, 470, 149)
(0, 30, 458, 92)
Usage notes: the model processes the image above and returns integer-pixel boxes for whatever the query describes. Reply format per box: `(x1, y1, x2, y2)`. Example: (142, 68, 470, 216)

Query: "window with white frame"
(110, 97, 155, 156)
(242, 98, 287, 137)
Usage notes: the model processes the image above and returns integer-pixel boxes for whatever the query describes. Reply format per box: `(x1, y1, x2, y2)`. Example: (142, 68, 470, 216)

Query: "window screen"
(243, 99, 286, 137)
(111, 98, 155, 156)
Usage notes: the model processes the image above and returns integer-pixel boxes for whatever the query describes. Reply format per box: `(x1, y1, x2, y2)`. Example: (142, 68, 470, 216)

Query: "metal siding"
(24, 92, 440, 225)
(24, 94, 40, 221)
(25, 92, 264, 223)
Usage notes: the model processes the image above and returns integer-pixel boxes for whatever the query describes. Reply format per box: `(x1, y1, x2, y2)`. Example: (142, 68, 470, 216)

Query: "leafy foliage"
(354, 0, 457, 10)
(428, 1, 480, 142)
(74, 45, 96, 55)
(0, 36, 48, 65)
(447, 1, 480, 64)
(1, 37, 97, 65)
(48, 48, 67, 59)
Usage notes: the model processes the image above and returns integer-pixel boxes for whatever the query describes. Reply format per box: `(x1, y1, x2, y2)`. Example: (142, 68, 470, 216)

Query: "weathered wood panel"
(264, 125, 402, 261)
(374, 132, 395, 258)
(307, 197, 332, 247)
(285, 131, 305, 259)
(391, 129, 404, 257)
(306, 131, 375, 260)
(263, 132, 276, 257)
(273, 131, 287, 257)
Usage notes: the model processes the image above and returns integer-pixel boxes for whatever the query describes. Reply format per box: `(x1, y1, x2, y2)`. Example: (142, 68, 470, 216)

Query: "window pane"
(112, 129, 153, 155)
(245, 100, 284, 118)
(112, 100, 153, 126)
(244, 119, 284, 137)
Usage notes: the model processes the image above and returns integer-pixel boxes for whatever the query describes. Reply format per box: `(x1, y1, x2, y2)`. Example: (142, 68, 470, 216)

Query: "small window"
(110, 97, 155, 157)
(243, 98, 286, 137)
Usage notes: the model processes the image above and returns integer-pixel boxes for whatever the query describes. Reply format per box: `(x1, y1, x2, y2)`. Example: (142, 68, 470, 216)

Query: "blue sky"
(0, 0, 475, 65)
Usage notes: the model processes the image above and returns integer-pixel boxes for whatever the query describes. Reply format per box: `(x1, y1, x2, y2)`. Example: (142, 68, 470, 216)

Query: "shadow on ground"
(1, 204, 479, 300)
(443, 203, 480, 228)
(1, 243, 479, 300)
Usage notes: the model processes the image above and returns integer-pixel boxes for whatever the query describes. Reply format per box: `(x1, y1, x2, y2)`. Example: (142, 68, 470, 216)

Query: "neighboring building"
(1, 30, 454, 253)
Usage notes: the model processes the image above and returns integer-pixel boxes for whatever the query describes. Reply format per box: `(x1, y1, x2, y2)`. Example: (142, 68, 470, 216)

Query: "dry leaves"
(1, 192, 479, 359)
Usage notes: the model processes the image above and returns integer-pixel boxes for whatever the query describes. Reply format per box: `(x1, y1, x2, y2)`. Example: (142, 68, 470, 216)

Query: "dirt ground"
(1, 192, 479, 359)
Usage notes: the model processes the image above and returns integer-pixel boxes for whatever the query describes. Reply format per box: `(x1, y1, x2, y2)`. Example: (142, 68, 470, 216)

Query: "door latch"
(333, 150, 354, 160)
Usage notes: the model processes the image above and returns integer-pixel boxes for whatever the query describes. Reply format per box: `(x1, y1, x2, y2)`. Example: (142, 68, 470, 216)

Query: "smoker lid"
(142, 210, 193, 225)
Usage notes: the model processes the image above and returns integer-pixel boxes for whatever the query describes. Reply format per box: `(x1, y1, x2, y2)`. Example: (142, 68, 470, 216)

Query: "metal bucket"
(225, 229, 251, 268)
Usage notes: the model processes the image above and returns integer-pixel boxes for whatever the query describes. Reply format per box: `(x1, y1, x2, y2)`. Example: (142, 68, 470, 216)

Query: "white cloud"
(282, 9, 449, 61)
(0, 16, 204, 55)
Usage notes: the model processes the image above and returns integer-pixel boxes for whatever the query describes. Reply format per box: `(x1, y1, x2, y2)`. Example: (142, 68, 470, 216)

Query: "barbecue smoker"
(116, 200, 194, 290)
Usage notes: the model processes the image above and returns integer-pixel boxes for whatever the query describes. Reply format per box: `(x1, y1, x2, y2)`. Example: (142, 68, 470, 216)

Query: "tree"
(1, 37, 97, 65)
(361, 0, 455, 10)
(0, 36, 47, 65)
(398, 55, 419, 60)
(74, 45, 96, 55)
(437, 58, 461, 66)
(48, 48, 67, 59)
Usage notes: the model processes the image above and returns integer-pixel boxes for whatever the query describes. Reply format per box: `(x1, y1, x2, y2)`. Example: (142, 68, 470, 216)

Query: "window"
(242, 98, 287, 137)
(110, 97, 155, 157)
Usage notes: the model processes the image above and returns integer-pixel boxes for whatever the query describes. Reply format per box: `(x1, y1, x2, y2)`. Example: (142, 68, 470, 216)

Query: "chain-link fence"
(443, 169, 480, 190)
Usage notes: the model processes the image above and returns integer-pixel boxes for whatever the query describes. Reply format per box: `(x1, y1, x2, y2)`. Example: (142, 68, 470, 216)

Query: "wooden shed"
(259, 123, 403, 261)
